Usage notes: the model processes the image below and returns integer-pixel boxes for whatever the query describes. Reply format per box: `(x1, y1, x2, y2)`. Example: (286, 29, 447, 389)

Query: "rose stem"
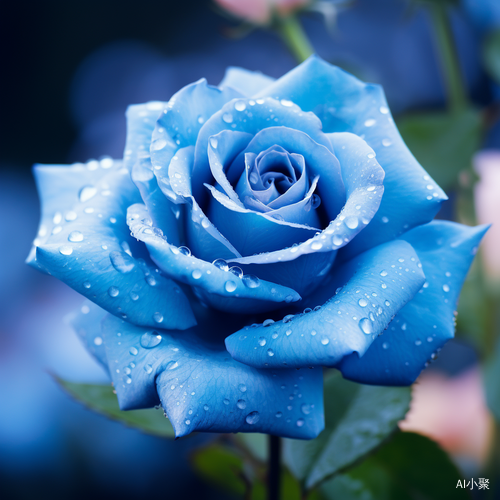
(276, 14, 314, 63)
(428, 2, 468, 114)
(268, 434, 281, 500)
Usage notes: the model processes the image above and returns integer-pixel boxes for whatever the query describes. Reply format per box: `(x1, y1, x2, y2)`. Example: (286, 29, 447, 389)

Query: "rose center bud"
(235, 145, 321, 220)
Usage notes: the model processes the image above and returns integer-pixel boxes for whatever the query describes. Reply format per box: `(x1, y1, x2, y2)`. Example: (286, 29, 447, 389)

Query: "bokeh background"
(1, 0, 499, 498)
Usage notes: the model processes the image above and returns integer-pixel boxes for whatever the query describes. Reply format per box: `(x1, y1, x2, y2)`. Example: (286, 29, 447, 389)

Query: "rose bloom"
(28, 56, 486, 438)
(215, 0, 310, 24)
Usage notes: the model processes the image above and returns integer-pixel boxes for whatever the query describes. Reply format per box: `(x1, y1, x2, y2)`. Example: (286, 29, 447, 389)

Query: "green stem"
(429, 3, 468, 114)
(276, 15, 314, 63)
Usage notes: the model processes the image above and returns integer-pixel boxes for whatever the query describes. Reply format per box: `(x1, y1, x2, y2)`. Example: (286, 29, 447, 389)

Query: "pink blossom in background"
(399, 368, 493, 465)
(474, 150, 500, 280)
(215, 0, 310, 24)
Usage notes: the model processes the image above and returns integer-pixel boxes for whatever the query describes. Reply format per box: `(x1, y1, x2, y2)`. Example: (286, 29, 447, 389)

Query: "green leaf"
(483, 30, 500, 85)
(192, 445, 249, 497)
(55, 376, 175, 438)
(484, 339, 500, 422)
(321, 432, 471, 500)
(284, 372, 411, 490)
(397, 108, 482, 190)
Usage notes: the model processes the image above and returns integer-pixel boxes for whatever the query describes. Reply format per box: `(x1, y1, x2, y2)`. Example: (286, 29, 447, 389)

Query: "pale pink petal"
(215, 0, 271, 24)
(474, 150, 500, 279)
(400, 368, 494, 465)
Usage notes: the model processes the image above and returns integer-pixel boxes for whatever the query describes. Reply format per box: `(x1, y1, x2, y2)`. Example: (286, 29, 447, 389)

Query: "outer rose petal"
(29, 162, 196, 330)
(256, 56, 448, 258)
(225, 240, 425, 369)
(337, 221, 489, 386)
(220, 67, 275, 97)
(101, 314, 325, 439)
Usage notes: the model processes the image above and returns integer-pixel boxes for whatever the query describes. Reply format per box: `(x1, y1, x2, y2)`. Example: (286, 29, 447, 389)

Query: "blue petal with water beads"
(127, 203, 301, 314)
(226, 132, 384, 267)
(101, 314, 325, 439)
(256, 56, 447, 258)
(29, 162, 196, 330)
(68, 300, 109, 373)
(149, 79, 242, 199)
(192, 97, 333, 205)
(337, 221, 489, 386)
(225, 239, 425, 369)
(219, 67, 275, 96)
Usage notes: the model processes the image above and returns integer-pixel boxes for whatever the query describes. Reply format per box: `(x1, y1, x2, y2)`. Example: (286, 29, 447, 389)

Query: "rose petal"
(337, 221, 489, 385)
(101, 314, 324, 439)
(30, 162, 196, 330)
(219, 67, 275, 96)
(256, 56, 447, 256)
(127, 204, 302, 314)
(225, 239, 425, 369)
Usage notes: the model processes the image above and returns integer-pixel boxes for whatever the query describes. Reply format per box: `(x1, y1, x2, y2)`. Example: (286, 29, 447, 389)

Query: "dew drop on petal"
(110, 251, 135, 273)
(59, 246, 73, 256)
(79, 186, 97, 202)
(242, 275, 260, 288)
(245, 411, 260, 425)
(237, 399, 247, 409)
(192, 269, 202, 280)
(358, 298, 368, 307)
(108, 286, 119, 297)
(359, 318, 373, 334)
(140, 331, 162, 349)
(153, 312, 164, 323)
(225, 280, 237, 293)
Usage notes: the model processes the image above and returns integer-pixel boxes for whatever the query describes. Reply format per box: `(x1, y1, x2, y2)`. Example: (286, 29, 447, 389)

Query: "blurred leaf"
(397, 109, 482, 190)
(455, 262, 491, 355)
(483, 30, 500, 85)
(284, 372, 411, 491)
(192, 445, 249, 497)
(321, 432, 470, 500)
(484, 340, 500, 422)
(238, 433, 268, 463)
(192, 441, 307, 500)
(56, 376, 175, 438)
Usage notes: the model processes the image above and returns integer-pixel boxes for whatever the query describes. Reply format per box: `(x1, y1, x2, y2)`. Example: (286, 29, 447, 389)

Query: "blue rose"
(28, 56, 486, 440)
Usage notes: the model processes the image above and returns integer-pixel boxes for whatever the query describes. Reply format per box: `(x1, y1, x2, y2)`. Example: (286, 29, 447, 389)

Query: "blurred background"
(1, 0, 499, 498)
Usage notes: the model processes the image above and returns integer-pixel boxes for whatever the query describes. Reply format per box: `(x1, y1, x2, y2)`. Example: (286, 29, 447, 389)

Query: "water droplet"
(367, 153, 375, 159)
(140, 331, 162, 349)
(380, 106, 389, 114)
(144, 364, 153, 374)
(229, 266, 243, 278)
(380, 270, 388, 277)
(245, 411, 260, 425)
(332, 235, 343, 246)
(242, 275, 260, 288)
(153, 312, 164, 323)
(382, 138, 392, 147)
(381, 283, 387, 289)
(280, 99, 293, 107)
(59, 246, 73, 256)
(223, 398, 230, 405)
(364, 118, 376, 127)
(283, 314, 294, 323)
(108, 286, 119, 297)
(238, 384, 247, 393)
(301, 404, 311, 415)
(129, 347, 138, 356)
(65, 211, 77, 221)
(321, 337, 330, 345)
(201, 218, 210, 229)
(222, 113, 233, 123)
(385, 300, 390, 307)
(358, 298, 368, 307)
(83, 281, 91, 289)
(345, 216, 359, 229)
(234, 101, 246, 111)
(178, 246, 191, 256)
(94, 336, 102, 346)
(310, 330, 317, 336)
(286, 329, 292, 336)
(110, 251, 135, 273)
(263, 319, 274, 327)
(237, 399, 247, 409)
(185, 419, 191, 425)
(427, 336, 433, 342)
(204, 404, 209, 411)
(296, 418, 305, 427)
(209, 137, 218, 149)
(166, 360, 179, 370)
(275, 411, 283, 418)
(146, 275, 156, 286)
(192, 269, 202, 280)
(212, 258, 229, 271)
(225, 280, 237, 293)
(442, 284, 450, 292)
(79, 186, 97, 202)
(258, 337, 266, 346)
(382, 342, 389, 349)
(359, 318, 373, 334)
(267, 348, 274, 357)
